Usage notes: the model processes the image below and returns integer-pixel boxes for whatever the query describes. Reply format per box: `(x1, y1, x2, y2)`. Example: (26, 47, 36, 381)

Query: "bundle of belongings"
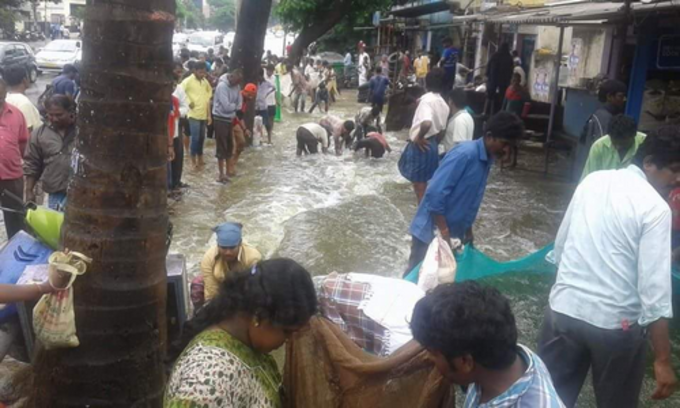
(283, 237, 458, 408)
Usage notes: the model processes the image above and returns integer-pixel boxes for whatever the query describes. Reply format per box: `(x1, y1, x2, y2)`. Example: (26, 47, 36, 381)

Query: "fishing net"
(283, 245, 558, 408)
(284, 317, 455, 408)
(405, 243, 557, 284)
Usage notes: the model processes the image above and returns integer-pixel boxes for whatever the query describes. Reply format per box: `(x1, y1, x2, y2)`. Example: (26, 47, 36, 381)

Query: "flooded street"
(170, 93, 573, 279)
(2, 77, 677, 407)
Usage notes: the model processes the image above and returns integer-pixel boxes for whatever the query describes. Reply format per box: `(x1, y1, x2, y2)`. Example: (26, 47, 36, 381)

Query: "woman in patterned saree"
(165, 259, 318, 407)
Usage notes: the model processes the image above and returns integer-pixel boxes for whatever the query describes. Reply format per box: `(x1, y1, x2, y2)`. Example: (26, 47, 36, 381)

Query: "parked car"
(312, 52, 345, 65)
(35, 39, 82, 72)
(187, 31, 224, 55)
(0, 42, 40, 83)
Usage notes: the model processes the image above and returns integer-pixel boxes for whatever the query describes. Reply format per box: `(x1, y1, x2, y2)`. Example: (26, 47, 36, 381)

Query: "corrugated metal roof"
(485, 2, 625, 24)
(390, 0, 451, 18)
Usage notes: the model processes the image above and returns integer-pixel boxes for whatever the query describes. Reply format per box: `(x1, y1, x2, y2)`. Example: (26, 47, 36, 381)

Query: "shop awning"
(485, 2, 625, 25)
(633, 0, 680, 14)
(390, 0, 451, 18)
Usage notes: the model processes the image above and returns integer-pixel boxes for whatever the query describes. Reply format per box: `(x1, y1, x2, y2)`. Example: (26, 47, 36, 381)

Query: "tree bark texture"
(29, 0, 174, 406)
(229, 0, 273, 133)
(288, 0, 353, 64)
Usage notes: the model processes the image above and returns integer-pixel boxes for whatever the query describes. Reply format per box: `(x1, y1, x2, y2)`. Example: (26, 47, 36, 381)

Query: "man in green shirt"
(581, 114, 646, 181)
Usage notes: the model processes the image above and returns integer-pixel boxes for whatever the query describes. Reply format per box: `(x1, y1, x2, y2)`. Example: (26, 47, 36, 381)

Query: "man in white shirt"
(264, 65, 278, 144)
(442, 89, 474, 153)
(538, 126, 680, 407)
(296, 123, 329, 156)
(398, 68, 450, 203)
(358, 46, 371, 87)
(4, 65, 42, 132)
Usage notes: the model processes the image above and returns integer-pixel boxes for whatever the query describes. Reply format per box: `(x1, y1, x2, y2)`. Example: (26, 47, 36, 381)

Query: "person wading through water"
(181, 62, 213, 171)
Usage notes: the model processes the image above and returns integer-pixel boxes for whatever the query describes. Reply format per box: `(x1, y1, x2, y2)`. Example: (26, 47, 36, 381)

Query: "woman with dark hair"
(165, 258, 318, 407)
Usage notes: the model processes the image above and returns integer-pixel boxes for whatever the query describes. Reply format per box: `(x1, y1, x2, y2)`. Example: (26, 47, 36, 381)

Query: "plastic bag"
(417, 237, 457, 292)
(32, 251, 91, 350)
(253, 115, 264, 147)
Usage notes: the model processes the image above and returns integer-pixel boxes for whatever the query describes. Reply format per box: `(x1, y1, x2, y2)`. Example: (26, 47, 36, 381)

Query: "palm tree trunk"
(229, 0, 272, 134)
(29, 0, 175, 406)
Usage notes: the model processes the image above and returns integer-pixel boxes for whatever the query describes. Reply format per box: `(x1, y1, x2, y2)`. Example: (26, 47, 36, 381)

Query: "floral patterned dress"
(164, 328, 282, 408)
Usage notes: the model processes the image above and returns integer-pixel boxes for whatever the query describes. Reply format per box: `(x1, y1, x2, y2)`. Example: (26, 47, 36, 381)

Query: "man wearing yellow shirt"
(200, 222, 262, 301)
(181, 63, 213, 170)
(581, 115, 646, 181)
(414, 50, 430, 88)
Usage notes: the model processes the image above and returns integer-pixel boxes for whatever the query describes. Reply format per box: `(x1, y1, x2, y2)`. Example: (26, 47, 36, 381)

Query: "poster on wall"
(568, 38, 583, 71)
(533, 68, 551, 99)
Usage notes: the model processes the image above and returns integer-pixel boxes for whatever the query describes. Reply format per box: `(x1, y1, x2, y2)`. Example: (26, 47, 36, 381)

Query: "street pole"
(544, 25, 565, 175)
(44, 1, 48, 36)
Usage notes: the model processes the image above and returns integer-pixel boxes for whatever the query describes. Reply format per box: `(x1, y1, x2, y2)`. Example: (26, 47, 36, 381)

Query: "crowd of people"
(1, 34, 680, 408)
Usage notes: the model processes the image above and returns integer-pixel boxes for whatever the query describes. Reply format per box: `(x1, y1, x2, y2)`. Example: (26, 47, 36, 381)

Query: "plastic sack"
(418, 237, 457, 292)
(253, 115, 264, 147)
(32, 251, 91, 350)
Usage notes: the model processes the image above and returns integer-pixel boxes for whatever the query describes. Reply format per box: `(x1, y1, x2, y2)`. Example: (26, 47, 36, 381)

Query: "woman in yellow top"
(201, 222, 262, 301)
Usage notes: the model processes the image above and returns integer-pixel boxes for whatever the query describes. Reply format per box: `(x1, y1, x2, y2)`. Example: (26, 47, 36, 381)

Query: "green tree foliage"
(275, 0, 392, 61)
(208, 0, 236, 31)
(176, 0, 204, 29)
(1, 0, 61, 35)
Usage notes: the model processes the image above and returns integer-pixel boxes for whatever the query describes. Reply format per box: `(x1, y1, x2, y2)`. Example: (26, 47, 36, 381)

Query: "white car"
(35, 40, 82, 72)
(187, 31, 224, 55)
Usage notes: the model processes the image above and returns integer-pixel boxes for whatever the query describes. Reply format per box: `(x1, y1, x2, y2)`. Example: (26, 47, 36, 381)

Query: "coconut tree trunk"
(29, 0, 174, 406)
(229, 0, 272, 134)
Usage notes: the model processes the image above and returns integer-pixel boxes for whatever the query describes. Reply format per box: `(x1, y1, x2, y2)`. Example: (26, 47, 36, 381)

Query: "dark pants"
(170, 136, 184, 190)
(0, 178, 24, 240)
(538, 309, 647, 408)
(296, 127, 319, 155)
(214, 118, 234, 160)
(356, 138, 386, 158)
(405, 236, 429, 277)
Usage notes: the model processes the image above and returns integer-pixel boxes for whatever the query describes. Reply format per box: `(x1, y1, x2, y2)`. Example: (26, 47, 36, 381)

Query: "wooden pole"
(544, 25, 565, 175)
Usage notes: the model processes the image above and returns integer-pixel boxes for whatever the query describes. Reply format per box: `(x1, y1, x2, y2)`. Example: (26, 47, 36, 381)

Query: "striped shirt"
(464, 345, 565, 408)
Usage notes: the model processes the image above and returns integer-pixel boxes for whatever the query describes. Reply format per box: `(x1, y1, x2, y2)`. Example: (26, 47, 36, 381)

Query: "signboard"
(657, 35, 680, 70)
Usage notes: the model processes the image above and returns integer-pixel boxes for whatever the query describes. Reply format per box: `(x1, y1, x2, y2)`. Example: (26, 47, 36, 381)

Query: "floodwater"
(2, 77, 679, 406)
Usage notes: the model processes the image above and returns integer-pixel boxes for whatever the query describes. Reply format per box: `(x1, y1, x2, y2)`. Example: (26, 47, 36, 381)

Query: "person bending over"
(354, 132, 391, 159)
(296, 123, 330, 156)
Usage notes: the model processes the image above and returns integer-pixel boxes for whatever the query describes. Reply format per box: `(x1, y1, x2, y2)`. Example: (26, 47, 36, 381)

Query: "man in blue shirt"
(411, 281, 565, 408)
(406, 111, 524, 274)
(368, 67, 390, 113)
(440, 38, 458, 92)
(51, 64, 78, 97)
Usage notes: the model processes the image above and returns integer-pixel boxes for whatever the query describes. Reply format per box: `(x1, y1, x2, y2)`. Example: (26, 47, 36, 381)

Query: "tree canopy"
(176, 0, 204, 29)
(275, 0, 392, 61)
(208, 0, 236, 31)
